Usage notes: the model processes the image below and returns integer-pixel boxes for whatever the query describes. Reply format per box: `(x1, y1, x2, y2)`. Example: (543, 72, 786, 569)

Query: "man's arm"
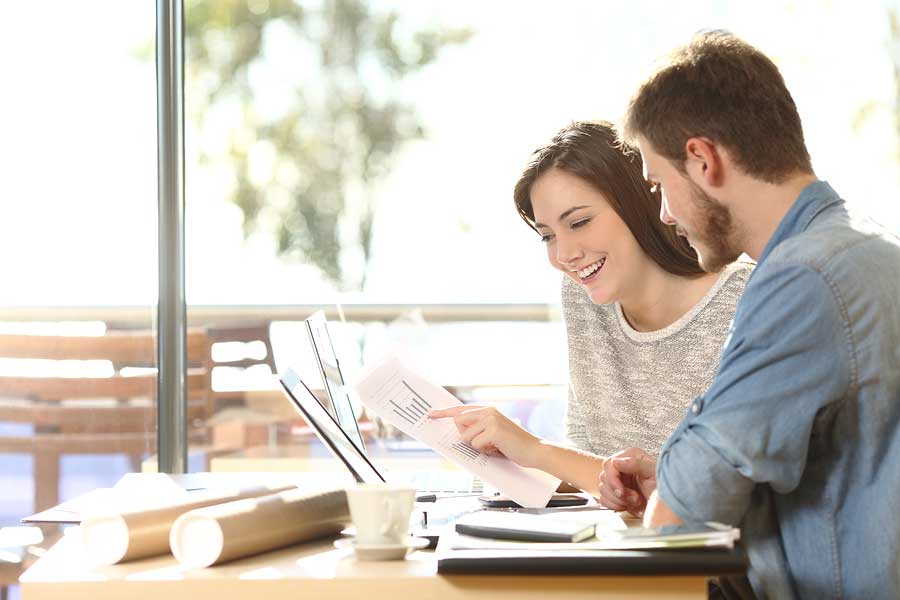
(655, 264, 851, 526)
(644, 491, 683, 527)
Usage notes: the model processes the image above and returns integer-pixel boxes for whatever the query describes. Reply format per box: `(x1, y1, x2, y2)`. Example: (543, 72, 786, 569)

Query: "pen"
(415, 493, 437, 502)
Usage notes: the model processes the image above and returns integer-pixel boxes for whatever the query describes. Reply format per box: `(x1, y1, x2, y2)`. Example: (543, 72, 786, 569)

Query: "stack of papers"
(436, 519, 748, 576)
(608, 522, 741, 550)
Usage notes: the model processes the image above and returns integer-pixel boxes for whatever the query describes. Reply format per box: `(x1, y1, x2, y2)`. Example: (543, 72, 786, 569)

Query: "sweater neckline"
(613, 263, 743, 343)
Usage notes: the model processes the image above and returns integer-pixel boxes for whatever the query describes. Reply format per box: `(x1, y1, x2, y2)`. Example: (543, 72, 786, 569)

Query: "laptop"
(303, 311, 366, 452)
(279, 367, 483, 496)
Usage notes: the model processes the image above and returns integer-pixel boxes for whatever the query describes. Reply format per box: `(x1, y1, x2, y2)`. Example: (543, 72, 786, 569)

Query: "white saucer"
(333, 536, 430, 561)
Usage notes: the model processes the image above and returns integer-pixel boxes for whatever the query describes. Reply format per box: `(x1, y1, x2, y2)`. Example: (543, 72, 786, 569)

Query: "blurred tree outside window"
(184, 0, 471, 291)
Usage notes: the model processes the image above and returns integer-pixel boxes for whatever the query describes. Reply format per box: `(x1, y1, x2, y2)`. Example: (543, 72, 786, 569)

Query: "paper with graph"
(354, 355, 560, 508)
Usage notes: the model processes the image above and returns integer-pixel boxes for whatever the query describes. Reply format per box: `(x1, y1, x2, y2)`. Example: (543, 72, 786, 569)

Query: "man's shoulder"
(762, 211, 900, 281)
(741, 213, 900, 330)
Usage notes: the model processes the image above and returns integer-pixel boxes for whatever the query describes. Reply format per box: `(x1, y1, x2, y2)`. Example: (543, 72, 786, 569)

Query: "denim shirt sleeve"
(656, 262, 852, 525)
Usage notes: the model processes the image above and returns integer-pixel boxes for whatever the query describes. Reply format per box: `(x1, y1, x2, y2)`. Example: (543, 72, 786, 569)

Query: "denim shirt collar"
(756, 180, 843, 266)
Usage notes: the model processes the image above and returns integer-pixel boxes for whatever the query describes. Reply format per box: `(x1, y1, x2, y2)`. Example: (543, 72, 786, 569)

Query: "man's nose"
(659, 193, 677, 226)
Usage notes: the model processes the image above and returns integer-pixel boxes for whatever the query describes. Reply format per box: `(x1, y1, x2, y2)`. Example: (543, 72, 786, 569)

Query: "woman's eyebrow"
(534, 205, 590, 228)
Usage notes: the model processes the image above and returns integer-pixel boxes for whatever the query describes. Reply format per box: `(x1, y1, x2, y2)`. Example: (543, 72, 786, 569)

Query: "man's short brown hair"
(623, 30, 813, 183)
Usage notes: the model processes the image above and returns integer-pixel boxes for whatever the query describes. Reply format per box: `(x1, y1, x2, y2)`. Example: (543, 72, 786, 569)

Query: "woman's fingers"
(428, 405, 478, 419)
(469, 430, 501, 455)
(429, 405, 532, 464)
(458, 418, 486, 443)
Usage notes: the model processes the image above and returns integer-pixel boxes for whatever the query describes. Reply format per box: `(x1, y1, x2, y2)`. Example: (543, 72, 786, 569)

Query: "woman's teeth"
(577, 258, 606, 279)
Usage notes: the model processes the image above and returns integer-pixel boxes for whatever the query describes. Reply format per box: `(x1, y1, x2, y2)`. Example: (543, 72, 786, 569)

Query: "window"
(1, 3, 897, 569)
(0, 6, 159, 595)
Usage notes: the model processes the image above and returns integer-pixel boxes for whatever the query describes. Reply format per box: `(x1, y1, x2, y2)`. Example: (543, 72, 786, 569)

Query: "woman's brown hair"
(514, 121, 704, 277)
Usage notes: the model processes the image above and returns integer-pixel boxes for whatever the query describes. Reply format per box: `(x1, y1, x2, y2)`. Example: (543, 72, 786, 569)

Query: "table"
(21, 529, 707, 600)
(18, 472, 712, 599)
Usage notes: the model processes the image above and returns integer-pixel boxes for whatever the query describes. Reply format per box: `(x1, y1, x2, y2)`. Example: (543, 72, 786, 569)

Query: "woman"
(431, 121, 751, 513)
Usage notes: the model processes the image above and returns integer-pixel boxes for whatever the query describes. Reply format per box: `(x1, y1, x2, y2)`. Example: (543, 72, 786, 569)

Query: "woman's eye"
(539, 233, 555, 243)
(571, 218, 591, 230)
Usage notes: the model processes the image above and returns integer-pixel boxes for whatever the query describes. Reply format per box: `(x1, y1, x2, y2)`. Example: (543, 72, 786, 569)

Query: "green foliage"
(184, 0, 471, 289)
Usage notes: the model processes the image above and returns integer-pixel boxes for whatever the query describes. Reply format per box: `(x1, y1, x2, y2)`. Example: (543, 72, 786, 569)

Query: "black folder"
(436, 546, 748, 576)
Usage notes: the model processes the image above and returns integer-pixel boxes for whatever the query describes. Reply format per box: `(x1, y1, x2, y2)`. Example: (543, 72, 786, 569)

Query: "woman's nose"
(556, 235, 584, 267)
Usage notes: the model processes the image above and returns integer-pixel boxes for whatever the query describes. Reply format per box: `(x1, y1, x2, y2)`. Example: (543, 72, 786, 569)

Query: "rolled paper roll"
(81, 483, 297, 565)
(170, 487, 350, 568)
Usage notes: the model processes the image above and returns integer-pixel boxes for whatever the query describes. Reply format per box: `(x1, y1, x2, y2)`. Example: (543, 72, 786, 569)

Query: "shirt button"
(691, 402, 700, 414)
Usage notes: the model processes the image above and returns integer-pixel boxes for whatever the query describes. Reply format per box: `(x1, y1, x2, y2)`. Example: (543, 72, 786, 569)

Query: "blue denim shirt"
(656, 181, 900, 599)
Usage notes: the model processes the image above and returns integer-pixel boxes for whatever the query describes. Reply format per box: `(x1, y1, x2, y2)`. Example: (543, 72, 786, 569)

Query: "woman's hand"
(428, 405, 542, 467)
(597, 447, 657, 517)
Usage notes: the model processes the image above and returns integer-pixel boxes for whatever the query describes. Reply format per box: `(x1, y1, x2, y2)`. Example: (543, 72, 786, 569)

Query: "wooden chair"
(0, 328, 214, 513)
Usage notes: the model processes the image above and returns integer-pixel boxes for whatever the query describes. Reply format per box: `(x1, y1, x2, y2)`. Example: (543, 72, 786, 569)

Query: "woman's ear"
(684, 137, 724, 187)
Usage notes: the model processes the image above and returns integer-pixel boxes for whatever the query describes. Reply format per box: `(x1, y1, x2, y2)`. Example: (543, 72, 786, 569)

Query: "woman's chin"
(586, 286, 614, 305)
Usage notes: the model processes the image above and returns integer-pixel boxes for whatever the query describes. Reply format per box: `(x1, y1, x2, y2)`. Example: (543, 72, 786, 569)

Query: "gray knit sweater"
(562, 262, 752, 457)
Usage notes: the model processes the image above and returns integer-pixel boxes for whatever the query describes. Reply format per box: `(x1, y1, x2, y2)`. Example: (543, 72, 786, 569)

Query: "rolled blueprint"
(169, 487, 350, 568)
(81, 483, 297, 565)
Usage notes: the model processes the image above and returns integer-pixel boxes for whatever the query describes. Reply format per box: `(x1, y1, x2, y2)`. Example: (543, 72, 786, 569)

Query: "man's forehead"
(636, 137, 658, 178)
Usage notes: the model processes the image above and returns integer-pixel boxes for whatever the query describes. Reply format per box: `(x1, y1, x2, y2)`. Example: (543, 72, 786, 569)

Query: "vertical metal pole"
(156, 0, 187, 474)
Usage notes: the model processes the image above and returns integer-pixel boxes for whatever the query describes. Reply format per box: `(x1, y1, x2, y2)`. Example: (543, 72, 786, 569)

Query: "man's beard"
(685, 181, 740, 273)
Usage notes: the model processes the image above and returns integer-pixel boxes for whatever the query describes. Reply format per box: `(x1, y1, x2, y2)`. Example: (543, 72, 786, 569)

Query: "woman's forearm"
(524, 440, 605, 498)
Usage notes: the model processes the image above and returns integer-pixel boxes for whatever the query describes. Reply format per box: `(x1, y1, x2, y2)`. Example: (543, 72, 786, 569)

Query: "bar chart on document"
(355, 355, 560, 508)
(387, 380, 432, 426)
(380, 374, 488, 468)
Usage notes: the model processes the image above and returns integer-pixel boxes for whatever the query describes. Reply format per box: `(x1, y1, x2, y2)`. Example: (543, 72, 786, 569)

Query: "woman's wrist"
(523, 441, 604, 496)
(520, 435, 554, 469)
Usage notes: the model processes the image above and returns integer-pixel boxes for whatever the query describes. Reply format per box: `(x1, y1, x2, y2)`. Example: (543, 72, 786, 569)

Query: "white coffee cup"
(345, 483, 416, 546)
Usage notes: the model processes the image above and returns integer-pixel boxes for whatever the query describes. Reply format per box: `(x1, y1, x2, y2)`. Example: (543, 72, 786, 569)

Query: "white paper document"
(354, 355, 560, 508)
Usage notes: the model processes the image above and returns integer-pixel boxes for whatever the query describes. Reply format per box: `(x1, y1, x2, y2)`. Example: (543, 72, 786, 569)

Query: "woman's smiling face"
(531, 167, 649, 305)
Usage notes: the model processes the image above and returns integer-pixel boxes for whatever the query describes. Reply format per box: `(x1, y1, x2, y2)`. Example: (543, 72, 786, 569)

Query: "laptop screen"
(279, 368, 385, 485)
(304, 311, 367, 452)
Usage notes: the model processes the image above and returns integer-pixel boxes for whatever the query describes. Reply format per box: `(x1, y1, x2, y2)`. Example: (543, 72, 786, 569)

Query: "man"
(597, 31, 900, 599)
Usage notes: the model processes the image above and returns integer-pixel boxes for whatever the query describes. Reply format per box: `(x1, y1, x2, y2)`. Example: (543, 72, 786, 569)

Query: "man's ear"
(684, 137, 724, 187)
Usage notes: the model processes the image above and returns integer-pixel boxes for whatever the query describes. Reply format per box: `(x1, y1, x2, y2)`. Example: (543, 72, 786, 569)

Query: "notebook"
(454, 511, 597, 543)
(279, 368, 482, 496)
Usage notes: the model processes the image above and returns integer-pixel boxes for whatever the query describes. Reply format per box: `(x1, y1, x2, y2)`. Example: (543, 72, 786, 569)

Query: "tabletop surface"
(21, 528, 708, 600)
(20, 472, 709, 600)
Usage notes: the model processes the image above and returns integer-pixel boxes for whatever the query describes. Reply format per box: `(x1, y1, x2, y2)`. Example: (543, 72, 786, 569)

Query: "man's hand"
(597, 447, 657, 517)
(428, 405, 541, 467)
